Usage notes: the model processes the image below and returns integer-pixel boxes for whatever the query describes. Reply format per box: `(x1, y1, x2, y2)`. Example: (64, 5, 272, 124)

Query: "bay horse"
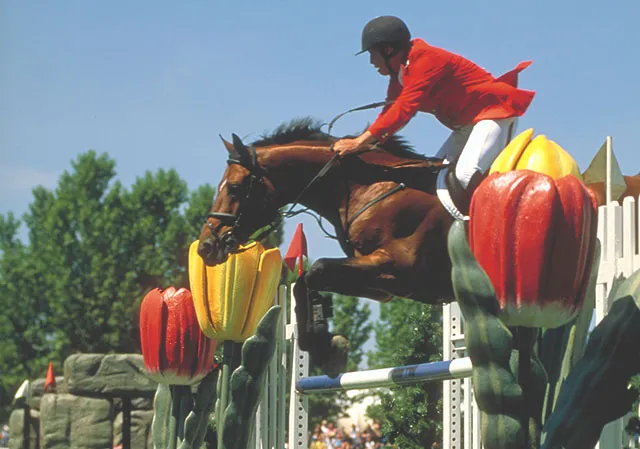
(197, 117, 639, 376)
(197, 117, 454, 375)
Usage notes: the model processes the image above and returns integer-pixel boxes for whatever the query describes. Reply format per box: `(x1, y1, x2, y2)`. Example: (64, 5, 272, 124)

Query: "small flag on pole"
(44, 362, 56, 393)
(284, 223, 308, 277)
(582, 138, 627, 203)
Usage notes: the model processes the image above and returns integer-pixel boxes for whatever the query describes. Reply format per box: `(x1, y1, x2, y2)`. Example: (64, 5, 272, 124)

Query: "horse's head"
(197, 134, 280, 266)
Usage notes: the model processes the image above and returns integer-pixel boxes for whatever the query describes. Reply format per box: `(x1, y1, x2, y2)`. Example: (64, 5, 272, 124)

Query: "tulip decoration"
(188, 240, 282, 342)
(187, 239, 283, 449)
(448, 219, 640, 449)
(469, 170, 599, 329)
(140, 287, 218, 449)
(140, 287, 217, 385)
(489, 128, 583, 181)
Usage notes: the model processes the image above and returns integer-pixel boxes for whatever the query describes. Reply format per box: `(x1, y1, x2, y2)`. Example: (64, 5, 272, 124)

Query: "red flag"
(284, 223, 308, 276)
(44, 362, 56, 392)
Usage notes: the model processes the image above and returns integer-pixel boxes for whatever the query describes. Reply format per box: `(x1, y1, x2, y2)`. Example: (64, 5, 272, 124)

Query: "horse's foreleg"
(292, 272, 348, 378)
(292, 251, 404, 377)
(305, 250, 405, 301)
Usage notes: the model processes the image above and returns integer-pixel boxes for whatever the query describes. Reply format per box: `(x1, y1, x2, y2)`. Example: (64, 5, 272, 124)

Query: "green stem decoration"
(219, 305, 282, 449)
(540, 269, 640, 449)
(151, 384, 194, 449)
(179, 370, 219, 449)
(216, 341, 235, 449)
(151, 370, 218, 449)
(539, 240, 601, 423)
(447, 220, 527, 448)
(512, 326, 540, 447)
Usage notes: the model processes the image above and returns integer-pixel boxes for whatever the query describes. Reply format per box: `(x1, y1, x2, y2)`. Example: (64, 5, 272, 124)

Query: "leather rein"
(206, 101, 405, 255)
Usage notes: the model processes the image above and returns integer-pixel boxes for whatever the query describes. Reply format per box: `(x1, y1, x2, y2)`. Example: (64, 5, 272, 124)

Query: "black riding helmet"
(356, 16, 411, 56)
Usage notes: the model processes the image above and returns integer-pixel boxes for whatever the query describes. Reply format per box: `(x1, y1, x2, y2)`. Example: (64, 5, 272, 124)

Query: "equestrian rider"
(332, 16, 536, 218)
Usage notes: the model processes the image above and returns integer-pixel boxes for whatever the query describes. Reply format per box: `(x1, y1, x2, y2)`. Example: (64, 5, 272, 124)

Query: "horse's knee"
(305, 258, 334, 290)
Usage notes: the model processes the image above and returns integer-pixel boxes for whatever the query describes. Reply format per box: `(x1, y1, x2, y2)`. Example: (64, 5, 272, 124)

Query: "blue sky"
(2, 1, 638, 361)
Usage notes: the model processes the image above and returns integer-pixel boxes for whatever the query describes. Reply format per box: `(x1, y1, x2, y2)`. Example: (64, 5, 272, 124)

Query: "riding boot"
(446, 169, 486, 216)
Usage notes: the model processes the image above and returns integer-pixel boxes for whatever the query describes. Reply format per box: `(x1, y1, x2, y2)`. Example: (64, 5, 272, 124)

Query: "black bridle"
(205, 143, 271, 255)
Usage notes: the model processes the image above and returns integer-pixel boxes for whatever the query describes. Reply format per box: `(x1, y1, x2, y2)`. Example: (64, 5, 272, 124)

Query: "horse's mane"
(251, 117, 426, 161)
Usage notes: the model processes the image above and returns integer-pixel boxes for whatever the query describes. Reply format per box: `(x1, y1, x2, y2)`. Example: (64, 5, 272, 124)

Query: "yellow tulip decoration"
(490, 128, 583, 181)
(188, 239, 282, 342)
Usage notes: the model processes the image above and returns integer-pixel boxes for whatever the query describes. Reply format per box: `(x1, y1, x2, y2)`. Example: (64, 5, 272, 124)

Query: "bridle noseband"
(205, 144, 269, 255)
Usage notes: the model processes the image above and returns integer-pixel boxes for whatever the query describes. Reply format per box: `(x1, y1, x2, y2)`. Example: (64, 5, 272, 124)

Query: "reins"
(225, 100, 405, 249)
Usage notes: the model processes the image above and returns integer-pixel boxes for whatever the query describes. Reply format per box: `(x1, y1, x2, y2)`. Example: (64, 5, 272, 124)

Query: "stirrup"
(436, 167, 469, 221)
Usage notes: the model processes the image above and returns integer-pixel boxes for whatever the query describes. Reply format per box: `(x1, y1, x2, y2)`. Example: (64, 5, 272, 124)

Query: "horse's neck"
(259, 144, 343, 217)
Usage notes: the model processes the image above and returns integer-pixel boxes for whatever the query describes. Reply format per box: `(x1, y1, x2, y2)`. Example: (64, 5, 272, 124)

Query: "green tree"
(0, 151, 218, 420)
(280, 257, 374, 431)
(366, 297, 443, 448)
(306, 294, 373, 430)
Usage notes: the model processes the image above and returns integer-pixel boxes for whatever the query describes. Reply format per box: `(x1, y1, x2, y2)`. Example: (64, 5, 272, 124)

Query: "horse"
(197, 117, 454, 375)
(197, 116, 639, 376)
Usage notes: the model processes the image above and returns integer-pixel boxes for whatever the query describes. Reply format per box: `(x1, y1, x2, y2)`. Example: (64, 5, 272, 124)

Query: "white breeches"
(435, 118, 517, 189)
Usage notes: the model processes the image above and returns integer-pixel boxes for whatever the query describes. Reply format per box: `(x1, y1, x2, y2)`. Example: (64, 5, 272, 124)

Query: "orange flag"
(44, 362, 56, 392)
(284, 223, 308, 276)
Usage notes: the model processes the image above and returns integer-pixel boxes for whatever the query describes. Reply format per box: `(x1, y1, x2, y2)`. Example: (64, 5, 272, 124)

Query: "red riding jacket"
(368, 38, 536, 142)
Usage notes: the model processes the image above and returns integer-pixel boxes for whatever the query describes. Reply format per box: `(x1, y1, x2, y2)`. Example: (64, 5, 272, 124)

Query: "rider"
(333, 15, 536, 218)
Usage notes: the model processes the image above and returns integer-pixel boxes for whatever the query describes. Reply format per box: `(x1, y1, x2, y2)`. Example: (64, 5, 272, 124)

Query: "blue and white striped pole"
(296, 357, 473, 395)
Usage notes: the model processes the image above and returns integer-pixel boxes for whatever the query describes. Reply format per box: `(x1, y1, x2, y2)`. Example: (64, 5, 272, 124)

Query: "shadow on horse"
(196, 117, 639, 376)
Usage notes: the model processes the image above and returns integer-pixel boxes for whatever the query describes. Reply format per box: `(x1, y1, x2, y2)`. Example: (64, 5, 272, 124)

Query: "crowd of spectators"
(308, 420, 391, 449)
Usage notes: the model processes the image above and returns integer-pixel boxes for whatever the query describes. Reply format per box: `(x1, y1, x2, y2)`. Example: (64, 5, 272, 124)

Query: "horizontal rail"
(296, 357, 473, 395)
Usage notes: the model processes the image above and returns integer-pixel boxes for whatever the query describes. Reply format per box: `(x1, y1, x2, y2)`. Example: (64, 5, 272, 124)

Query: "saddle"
(349, 150, 447, 193)
(347, 150, 476, 220)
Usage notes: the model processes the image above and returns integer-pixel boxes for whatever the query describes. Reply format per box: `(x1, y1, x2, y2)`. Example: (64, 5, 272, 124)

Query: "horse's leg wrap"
(293, 274, 312, 352)
(309, 289, 333, 337)
(293, 272, 337, 368)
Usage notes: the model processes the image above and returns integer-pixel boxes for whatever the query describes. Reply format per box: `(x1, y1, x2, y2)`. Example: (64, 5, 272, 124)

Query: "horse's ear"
(219, 134, 240, 159)
(231, 133, 252, 165)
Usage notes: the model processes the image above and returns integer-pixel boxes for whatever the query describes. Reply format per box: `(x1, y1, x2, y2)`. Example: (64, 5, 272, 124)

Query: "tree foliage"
(366, 297, 443, 448)
(281, 257, 373, 431)
(0, 151, 220, 420)
(306, 294, 373, 429)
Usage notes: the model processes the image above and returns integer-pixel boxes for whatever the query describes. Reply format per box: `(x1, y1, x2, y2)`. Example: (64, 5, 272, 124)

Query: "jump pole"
(295, 357, 473, 395)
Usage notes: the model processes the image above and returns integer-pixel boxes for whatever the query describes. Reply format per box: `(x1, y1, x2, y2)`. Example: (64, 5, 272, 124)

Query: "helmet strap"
(383, 55, 397, 78)
(382, 45, 405, 78)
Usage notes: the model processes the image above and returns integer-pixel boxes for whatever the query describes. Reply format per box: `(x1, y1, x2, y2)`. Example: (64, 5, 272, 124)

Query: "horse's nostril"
(198, 239, 214, 259)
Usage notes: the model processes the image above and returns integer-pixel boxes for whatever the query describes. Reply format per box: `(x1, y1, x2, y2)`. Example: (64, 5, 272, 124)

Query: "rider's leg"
(447, 117, 516, 214)
(435, 126, 472, 162)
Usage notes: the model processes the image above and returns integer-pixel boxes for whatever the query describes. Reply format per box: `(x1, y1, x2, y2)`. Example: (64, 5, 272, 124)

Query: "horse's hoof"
(320, 335, 349, 379)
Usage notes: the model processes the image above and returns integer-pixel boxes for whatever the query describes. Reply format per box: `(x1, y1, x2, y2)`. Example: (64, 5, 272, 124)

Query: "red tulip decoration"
(469, 170, 599, 328)
(140, 287, 217, 385)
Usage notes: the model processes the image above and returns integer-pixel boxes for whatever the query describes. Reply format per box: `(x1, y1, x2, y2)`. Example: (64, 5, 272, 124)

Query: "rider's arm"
(368, 52, 449, 142)
(338, 80, 401, 151)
